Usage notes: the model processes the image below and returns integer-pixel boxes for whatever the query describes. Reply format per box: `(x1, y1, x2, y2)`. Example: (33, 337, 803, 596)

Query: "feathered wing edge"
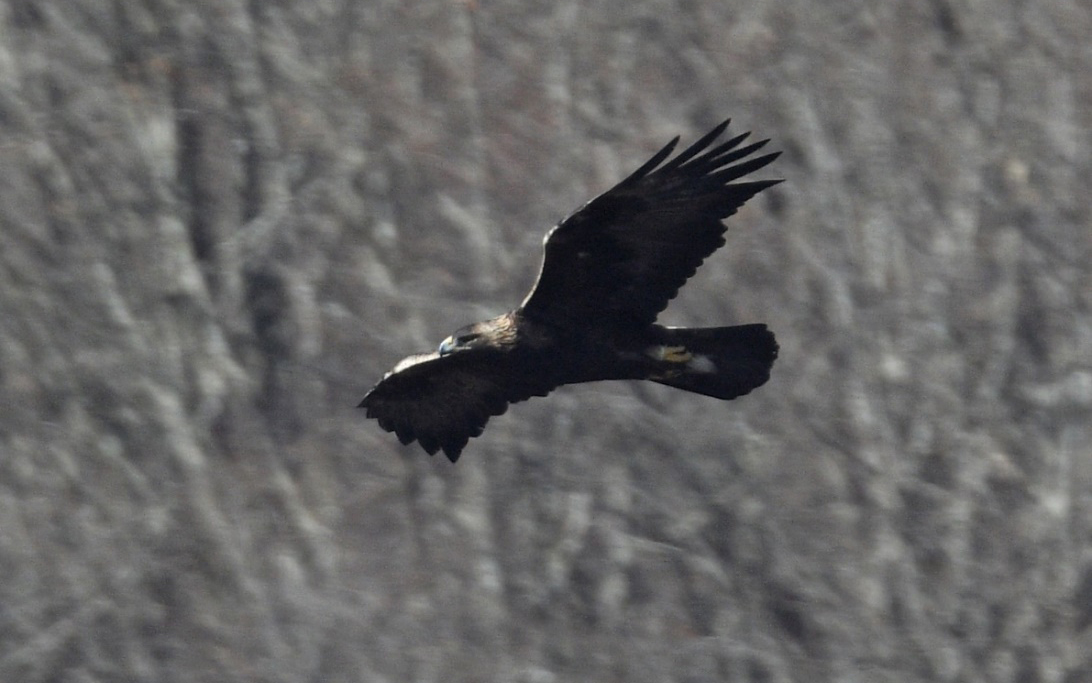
(358, 352, 555, 462)
(520, 119, 783, 328)
(616, 118, 783, 202)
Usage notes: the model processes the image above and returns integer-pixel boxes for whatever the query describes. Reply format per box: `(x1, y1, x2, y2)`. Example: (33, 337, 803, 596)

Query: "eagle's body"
(361, 119, 781, 461)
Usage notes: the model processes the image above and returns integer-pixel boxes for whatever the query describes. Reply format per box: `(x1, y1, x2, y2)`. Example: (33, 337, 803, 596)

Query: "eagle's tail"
(647, 324, 778, 400)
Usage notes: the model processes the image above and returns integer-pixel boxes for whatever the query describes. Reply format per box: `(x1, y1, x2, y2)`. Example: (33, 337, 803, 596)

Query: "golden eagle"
(360, 119, 781, 461)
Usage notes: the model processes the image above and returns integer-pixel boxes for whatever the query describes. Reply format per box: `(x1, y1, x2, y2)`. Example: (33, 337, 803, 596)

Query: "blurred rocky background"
(1, 1, 1090, 681)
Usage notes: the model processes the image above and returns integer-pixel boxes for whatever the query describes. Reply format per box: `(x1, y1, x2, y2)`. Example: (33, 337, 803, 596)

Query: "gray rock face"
(1, 1, 1089, 681)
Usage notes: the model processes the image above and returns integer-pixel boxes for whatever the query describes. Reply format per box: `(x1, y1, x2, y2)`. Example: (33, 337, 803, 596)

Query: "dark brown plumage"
(360, 119, 781, 461)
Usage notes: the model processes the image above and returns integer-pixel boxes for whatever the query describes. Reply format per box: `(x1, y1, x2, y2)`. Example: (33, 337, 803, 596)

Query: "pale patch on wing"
(520, 223, 562, 309)
(390, 353, 440, 374)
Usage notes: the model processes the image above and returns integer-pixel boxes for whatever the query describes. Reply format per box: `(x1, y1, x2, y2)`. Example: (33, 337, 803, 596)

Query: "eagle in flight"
(360, 119, 781, 461)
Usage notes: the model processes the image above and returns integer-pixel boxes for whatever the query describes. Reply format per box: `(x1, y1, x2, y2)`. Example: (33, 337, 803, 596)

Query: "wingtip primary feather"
(655, 119, 734, 174)
(690, 136, 767, 173)
(709, 150, 782, 184)
(618, 135, 681, 186)
(666, 136, 749, 179)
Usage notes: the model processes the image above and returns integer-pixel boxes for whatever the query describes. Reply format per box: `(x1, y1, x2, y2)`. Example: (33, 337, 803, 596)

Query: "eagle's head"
(438, 315, 518, 356)
(438, 325, 482, 356)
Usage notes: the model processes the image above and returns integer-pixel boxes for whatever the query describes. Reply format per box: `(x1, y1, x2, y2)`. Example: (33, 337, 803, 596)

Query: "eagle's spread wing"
(358, 351, 555, 462)
(521, 120, 781, 328)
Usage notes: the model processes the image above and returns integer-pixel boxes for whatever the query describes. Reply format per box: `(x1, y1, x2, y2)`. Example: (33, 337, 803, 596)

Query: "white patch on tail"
(687, 354, 717, 374)
(646, 345, 667, 360)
